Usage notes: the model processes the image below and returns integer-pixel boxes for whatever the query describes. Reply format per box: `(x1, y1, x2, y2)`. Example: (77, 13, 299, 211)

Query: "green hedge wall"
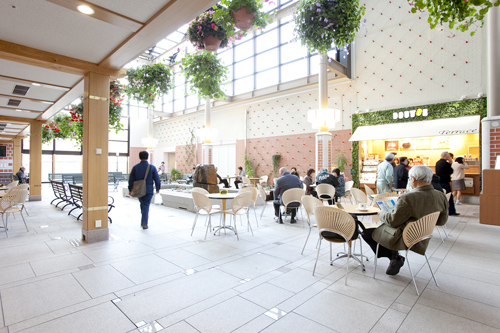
(351, 98, 487, 187)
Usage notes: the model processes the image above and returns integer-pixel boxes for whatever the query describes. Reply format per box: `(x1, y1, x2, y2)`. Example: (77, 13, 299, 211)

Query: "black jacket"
(431, 175, 444, 192)
(316, 172, 339, 187)
(394, 164, 409, 189)
(435, 159, 453, 183)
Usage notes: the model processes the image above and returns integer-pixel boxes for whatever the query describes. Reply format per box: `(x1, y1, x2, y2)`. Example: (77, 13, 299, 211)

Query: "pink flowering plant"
(293, 0, 365, 54)
(125, 63, 172, 107)
(187, 8, 231, 50)
(214, 0, 274, 33)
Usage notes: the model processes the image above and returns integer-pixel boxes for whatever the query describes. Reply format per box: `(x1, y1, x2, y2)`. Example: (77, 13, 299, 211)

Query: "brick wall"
(129, 147, 147, 172)
(490, 128, 500, 168)
(0, 144, 14, 174)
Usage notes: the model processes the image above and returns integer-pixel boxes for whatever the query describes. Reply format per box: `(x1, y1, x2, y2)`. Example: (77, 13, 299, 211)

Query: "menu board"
(431, 137, 450, 150)
(385, 140, 399, 151)
(415, 138, 432, 150)
(399, 140, 415, 151)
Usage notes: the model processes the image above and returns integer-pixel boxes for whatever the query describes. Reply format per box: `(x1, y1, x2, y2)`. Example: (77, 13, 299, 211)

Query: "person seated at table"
(303, 168, 318, 198)
(316, 168, 338, 205)
(16, 166, 27, 184)
(234, 166, 245, 189)
(274, 167, 303, 224)
(332, 168, 345, 202)
(291, 171, 300, 178)
(394, 157, 409, 189)
(215, 167, 229, 188)
(186, 167, 195, 185)
(291, 167, 299, 176)
(361, 166, 449, 275)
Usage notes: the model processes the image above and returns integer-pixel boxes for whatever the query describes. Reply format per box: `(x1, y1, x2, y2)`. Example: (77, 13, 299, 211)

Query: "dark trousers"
(234, 180, 242, 189)
(309, 191, 318, 198)
(220, 179, 229, 188)
(138, 192, 154, 226)
(361, 227, 399, 259)
(440, 182, 456, 215)
(319, 194, 337, 205)
(273, 200, 298, 219)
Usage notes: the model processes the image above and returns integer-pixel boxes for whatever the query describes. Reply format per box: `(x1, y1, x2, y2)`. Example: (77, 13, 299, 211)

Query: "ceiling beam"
(0, 40, 126, 79)
(0, 93, 55, 105)
(0, 134, 26, 139)
(0, 107, 44, 114)
(37, 78, 84, 121)
(45, 0, 144, 32)
(0, 116, 46, 124)
(0, 74, 71, 91)
(98, 0, 218, 70)
(328, 61, 348, 78)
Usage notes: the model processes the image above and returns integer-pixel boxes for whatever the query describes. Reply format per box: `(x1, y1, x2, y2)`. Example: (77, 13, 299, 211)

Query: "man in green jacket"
(362, 165, 448, 275)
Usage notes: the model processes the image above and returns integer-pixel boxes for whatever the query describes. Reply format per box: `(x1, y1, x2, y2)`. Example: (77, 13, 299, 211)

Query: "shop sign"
(385, 140, 399, 151)
(393, 108, 428, 120)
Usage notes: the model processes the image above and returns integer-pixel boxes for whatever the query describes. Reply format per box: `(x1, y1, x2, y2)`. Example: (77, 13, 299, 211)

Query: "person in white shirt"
(451, 157, 469, 205)
(376, 153, 395, 194)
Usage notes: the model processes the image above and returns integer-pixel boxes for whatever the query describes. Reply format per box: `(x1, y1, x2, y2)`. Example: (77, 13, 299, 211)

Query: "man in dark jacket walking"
(435, 151, 458, 216)
(128, 151, 161, 229)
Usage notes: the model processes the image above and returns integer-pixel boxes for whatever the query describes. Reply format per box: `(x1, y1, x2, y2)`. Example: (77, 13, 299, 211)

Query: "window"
(234, 76, 254, 95)
(256, 29, 278, 53)
(256, 68, 279, 89)
(234, 58, 254, 79)
(234, 40, 254, 62)
(256, 48, 278, 72)
(281, 59, 308, 82)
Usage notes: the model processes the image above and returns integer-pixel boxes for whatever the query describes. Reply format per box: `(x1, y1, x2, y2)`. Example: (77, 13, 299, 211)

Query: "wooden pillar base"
(82, 228, 109, 243)
(29, 195, 41, 201)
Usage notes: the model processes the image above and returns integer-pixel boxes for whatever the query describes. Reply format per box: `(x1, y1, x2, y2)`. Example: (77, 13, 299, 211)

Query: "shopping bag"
(154, 193, 163, 205)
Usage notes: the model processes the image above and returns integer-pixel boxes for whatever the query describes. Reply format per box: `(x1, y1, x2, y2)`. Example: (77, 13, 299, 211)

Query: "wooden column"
(82, 72, 109, 243)
(13, 137, 22, 172)
(29, 121, 42, 201)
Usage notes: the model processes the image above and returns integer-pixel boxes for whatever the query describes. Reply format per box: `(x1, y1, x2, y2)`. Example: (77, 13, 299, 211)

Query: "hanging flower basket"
(180, 51, 228, 100)
(215, 0, 273, 34)
(125, 63, 173, 107)
(232, 6, 256, 30)
(187, 9, 229, 51)
(293, 0, 365, 54)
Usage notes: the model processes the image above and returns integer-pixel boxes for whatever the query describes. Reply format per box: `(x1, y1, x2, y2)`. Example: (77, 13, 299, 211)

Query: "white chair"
(1, 189, 29, 237)
(350, 187, 369, 205)
(239, 187, 259, 227)
(301, 195, 323, 255)
(281, 188, 305, 223)
(373, 212, 440, 295)
(258, 186, 273, 219)
(259, 175, 268, 186)
(313, 206, 363, 285)
(191, 192, 221, 240)
(191, 187, 220, 209)
(344, 180, 354, 204)
(364, 184, 376, 204)
(222, 191, 254, 240)
(435, 193, 451, 242)
(316, 184, 336, 204)
(242, 176, 251, 187)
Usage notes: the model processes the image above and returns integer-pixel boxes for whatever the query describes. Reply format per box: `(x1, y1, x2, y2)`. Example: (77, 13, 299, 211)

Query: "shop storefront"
(349, 99, 487, 198)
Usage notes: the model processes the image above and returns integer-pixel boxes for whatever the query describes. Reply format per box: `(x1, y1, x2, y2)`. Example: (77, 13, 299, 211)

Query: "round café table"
(225, 177, 236, 187)
(207, 193, 238, 235)
(249, 178, 260, 187)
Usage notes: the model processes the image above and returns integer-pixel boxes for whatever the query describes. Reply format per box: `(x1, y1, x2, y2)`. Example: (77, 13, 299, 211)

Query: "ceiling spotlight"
(15, 109, 22, 112)
(77, 5, 95, 15)
(41, 101, 53, 104)
(32, 83, 41, 86)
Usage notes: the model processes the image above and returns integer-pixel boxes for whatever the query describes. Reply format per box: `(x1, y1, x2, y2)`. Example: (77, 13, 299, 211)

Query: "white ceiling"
(0, 59, 82, 87)
(87, 0, 172, 23)
(0, 81, 63, 102)
(0, 0, 132, 63)
(0, 109, 39, 119)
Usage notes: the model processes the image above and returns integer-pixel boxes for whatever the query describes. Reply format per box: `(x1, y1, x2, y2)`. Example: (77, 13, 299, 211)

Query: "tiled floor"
(0, 185, 498, 332)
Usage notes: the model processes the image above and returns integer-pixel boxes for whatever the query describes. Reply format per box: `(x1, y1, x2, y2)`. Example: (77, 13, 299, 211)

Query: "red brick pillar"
(316, 132, 332, 172)
(482, 116, 500, 170)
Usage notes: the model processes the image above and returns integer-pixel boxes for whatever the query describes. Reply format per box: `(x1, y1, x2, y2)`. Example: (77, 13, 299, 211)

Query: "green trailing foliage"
(350, 98, 487, 187)
(244, 152, 259, 177)
(125, 63, 173, 107)
(180, 51, 229, 100)
(409, 0, 500, 37)
(293, 0, 366, 54)
(214, 0, 274, 36)
(271, 153, 281, 175)
(170, 168, 183, 181)
(333, 149, 349, 173)
(187, 7, 231, 50)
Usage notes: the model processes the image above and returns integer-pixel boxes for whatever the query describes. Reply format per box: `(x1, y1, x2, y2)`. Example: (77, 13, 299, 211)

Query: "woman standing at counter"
(451, 157, 469, 205)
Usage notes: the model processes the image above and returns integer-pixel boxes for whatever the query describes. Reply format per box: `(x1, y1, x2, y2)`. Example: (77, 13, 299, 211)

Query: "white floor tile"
(219, 253, 287, 279)
(160, 321, 199, 333)
(0, 263, 35, 286)
(268, 267, 323, 293)
(261, 312, 335, 332)
(72, 265, 135, 298)
(111, 254, 182, 284)
(156, 248, 211, 269)
(240, 283, 295, 309)
(30, 252, 93, 276)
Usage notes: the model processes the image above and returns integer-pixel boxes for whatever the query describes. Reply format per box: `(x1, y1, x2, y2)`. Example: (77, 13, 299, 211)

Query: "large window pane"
(42, 154, 52, 182)
(55, 139, 80, 151)
(256, 48, 278, 72)
(173, 99, 185, 112)
(54, 155, 82, 174)
(280, 22, 294, 44)
(234, 41, 253, 62)
(42, 139, 53, 151)
(109, 141, 128, 154)
(186, 94, 199, 108)
(221, 81, 233, 96)
(310, 54, 319, 75)
(109, 156, 128, 173)
(256, 68, 279, 89)
(281, 59, 308, 82)
(109, 129, 128, 141)
(234, 58, 254, 79)
(281, 41, 307, 63)
(256, 29, 278, 53)
(218, 49, 233, 66)
(174, 84, 186, 99)
(234, 76, 253, 95)
(22, 138, 30, 150)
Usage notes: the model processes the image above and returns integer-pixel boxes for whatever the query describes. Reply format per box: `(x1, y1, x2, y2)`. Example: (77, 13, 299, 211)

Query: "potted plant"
(187, 8, 230, 51)
(333, 149, 349, 173)
(271, 153, 281, 175)
(216, 0, 274, 31)
(125, 63, 173, 107)
(180, 51, 229, 100)
(293, 0, 365, 54)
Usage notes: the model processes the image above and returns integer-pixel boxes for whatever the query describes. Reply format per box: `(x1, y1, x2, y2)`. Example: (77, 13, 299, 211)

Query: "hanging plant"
(244, 152, 259, 177)
(409, 0, 499, 36)
(180, 51, 228, 100)
(271, 153, 281, 175)
(215, 0, 274, 32)
(125, 63, 173, 107)
(187, 8, 231, 51)
(43, 81, 126, 145)
(293, 0, 366, 54)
